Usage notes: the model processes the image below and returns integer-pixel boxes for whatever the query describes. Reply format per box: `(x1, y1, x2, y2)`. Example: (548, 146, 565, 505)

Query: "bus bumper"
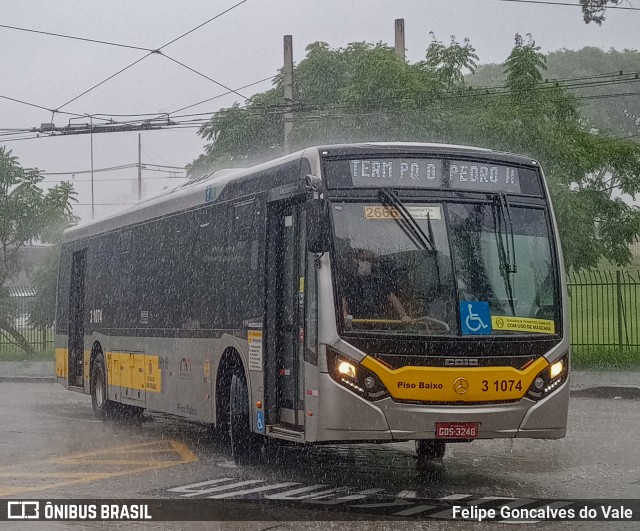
(316, 373, 569, 441)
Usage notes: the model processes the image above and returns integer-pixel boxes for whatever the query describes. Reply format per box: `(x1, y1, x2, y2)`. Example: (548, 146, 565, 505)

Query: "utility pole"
(394, 18, 405, 61)
(90, 116, 95, 219)
(283, 34, 294, 154)
(138, 133, 142, 201)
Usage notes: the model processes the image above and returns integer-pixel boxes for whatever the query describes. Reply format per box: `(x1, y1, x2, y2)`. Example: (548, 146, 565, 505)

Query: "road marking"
(0, 439, 197, 497)
(167, 478, 236, 495)
(266, 485, 345, 500)
(353, 498, 414, 509)
(167, 477, 577, 522)
(395, 504, 440, 516)
(309, 488, 386, 505)
(209, 482, 300, 499)
(177, 480, 264, 498)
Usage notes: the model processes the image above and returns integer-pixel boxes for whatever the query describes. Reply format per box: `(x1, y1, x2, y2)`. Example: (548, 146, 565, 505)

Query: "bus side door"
(265, 201, 305, 429)
(68, 249, 86, 389)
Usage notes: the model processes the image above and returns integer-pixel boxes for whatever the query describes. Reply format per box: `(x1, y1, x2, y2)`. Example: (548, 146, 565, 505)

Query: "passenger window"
(305, 251, 318, 362)
(234, 199, 255, 241)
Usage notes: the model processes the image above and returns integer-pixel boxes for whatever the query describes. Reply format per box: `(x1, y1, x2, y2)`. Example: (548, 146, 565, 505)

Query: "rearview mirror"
(306, 200, 330, 253)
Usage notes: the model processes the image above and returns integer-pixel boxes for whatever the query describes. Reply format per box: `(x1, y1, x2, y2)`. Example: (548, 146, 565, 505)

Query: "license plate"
(435, 422, 480, 439)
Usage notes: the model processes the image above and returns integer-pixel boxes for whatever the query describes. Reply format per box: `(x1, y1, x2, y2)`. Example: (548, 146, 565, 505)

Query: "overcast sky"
(2, 0, 638, 222)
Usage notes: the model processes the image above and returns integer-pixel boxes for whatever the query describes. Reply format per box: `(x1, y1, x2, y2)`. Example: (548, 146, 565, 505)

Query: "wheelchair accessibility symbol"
(256, 410, 265, 433)
(460, 301, 492, 335)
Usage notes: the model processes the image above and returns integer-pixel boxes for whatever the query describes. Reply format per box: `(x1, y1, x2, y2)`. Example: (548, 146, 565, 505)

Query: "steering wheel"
(410, 315, 451, 332)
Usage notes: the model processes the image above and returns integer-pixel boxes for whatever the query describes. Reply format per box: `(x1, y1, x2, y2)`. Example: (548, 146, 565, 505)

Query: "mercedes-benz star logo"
(453, 377, 469, 395)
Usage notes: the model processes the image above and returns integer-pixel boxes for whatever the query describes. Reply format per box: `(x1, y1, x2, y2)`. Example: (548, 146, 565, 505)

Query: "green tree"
(470, 47, 640, 138)
(191, 34, 640, 271)
(579, 0, 623, 24)
(0, 147, 76, 355)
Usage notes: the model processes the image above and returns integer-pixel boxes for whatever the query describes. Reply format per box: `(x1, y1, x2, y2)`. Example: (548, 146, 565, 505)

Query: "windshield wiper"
(491, 193, 517, 315)
(378, 189, 437, 253)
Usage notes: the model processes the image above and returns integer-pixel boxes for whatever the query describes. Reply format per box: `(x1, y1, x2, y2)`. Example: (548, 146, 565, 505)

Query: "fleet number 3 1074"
(481, 379, 523, 392)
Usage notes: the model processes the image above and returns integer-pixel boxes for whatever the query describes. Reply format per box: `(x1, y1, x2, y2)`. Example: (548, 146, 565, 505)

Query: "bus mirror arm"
(306, 199, 331, 254)
(305, 174, 323, 195)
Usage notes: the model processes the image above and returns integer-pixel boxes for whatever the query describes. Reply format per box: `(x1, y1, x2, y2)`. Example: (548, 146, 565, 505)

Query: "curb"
(570, 386, 640, 400)
(0, 376, 56, 383)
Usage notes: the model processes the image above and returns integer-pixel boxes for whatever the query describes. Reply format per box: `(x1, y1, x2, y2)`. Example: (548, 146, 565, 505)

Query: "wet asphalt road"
(1, 382, 639, 530)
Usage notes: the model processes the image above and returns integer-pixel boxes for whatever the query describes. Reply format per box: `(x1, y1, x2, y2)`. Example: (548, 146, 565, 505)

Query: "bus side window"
(234, 199, 255, 241)
(305, 250, 318, 364)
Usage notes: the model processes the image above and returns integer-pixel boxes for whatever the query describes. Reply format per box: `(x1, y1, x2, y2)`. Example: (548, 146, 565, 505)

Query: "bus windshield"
(331, 200, 559, 336)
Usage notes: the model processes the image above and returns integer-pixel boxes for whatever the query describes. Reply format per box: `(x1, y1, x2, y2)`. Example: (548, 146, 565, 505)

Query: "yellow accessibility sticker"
(491, 315, 555, 334)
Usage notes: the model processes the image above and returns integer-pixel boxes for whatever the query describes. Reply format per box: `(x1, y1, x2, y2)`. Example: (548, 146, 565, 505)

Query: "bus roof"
(62, 142, 537, 242)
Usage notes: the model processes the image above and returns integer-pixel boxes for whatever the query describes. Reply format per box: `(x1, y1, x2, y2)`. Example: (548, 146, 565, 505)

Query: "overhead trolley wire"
(158, 0, 249, 49)
(0, 23, 155, 51)
(494, 0, 640, 12)
(55, 0, 251, 112)
(41, 163, 139, 176)
(160, 53, 252, 102)
(170, 74, 276, 114)
(56, 53, 156, 111)
(42, 175, 186, 183)
(0, 93, 86, 117)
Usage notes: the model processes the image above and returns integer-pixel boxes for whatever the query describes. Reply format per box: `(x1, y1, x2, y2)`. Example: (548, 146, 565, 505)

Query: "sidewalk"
(569, 370, 640, 399)
(570, 370, 640, 390)
(0, 360, 55, 382)
(0, 361, 638, 393)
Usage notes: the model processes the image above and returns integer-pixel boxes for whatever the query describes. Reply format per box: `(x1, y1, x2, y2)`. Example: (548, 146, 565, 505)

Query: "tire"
(91, 352, 143, 421)
(416, 439, 446, 460)
(229, 372, 262, 464)
(91, 352, 114, 419)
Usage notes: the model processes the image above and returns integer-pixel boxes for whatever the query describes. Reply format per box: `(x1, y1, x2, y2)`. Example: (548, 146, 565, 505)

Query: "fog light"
(364, 376, 376, 389)
(534, 377, 544, 390)
(550, 360, 564, 379)
(338, 361, 356, 378)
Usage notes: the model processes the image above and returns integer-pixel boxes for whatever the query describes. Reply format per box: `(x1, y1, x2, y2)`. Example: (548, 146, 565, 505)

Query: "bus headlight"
(526, 354, 568, 400)
(338, 361, 357, 378)
(327, 349, 389, 401)
(549, 359, 564, 379)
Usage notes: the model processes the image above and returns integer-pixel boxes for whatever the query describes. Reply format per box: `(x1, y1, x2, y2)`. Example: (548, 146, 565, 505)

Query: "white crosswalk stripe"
(167, 476, 577, 524)
(266, 484, 346, 500)
(208, 482, 300, 499)
(167, 478, 236, 496)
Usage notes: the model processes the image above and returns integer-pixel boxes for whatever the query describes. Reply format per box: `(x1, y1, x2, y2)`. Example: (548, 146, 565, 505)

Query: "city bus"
(55, 142, 570, 464)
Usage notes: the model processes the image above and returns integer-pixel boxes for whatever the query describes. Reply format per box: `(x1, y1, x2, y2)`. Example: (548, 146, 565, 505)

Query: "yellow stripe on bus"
(106, 352, 162, 394)
(361, 356, 549, 403)
(56, 348, 162, 393)
(55, 348, 67, 379)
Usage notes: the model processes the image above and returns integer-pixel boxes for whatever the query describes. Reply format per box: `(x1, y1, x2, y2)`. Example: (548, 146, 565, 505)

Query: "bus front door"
(266, 202, 305, 429)
(68, 249, 86, 389)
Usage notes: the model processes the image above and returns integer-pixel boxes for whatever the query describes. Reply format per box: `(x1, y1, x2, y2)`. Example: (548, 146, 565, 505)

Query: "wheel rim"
(95, 371, 104, 408)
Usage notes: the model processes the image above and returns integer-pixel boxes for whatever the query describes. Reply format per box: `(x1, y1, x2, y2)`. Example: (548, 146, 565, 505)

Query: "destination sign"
(348, 158, 521, 193)
(324, 157, 544, 195)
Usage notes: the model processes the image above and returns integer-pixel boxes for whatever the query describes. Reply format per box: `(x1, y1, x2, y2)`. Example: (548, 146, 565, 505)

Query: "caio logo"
(7, 501, 40, 519)
(444, 358, 479, 367)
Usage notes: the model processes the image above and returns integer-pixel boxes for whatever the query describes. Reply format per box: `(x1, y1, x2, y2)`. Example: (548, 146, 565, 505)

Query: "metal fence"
(0, 286, 54, 355)
(2, 272, 639, 354)
(568, 269, 640, 348)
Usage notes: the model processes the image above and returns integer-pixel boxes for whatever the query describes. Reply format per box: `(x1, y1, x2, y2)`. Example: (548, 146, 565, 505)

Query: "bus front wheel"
(229, 372, 262, 463)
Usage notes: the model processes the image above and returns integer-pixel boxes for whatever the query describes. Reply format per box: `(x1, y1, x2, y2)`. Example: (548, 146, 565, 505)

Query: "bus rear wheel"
(416, 439, 446, 460)
(229, 372, 262, 464)
(91, 353, 143, 421)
